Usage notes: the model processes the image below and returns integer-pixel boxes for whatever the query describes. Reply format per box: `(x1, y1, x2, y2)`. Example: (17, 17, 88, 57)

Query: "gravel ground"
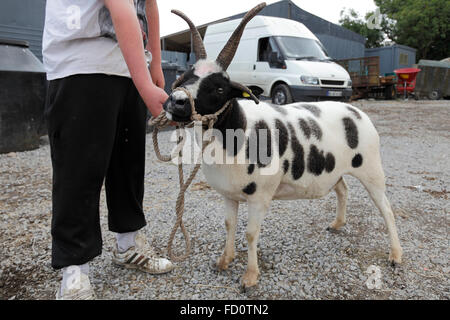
(0, 99, 449, 300)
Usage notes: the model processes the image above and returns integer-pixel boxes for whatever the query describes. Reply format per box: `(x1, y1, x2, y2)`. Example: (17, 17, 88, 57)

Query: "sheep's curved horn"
(216, 2, 266, 70)
(171, 9, 207, 61)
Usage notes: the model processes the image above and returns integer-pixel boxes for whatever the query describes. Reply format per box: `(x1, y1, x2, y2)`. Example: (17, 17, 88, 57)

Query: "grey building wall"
(161, 50, 188, 70)
(365, 44, 417, 75)
(0, 0, 46, 61)
(229, 0, 366, 60)
(316, 34, 365, 60)
(0, 0, 367, 63)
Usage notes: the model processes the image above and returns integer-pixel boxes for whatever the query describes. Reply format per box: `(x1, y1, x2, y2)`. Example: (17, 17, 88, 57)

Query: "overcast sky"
(158, 0, 378, 36)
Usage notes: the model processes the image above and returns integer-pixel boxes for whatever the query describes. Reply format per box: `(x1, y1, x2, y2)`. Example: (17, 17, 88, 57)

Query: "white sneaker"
(112, 233, 174, 274)
(56, 267, 95, 300)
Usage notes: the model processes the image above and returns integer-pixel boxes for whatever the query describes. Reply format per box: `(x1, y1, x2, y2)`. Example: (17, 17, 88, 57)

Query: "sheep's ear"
(230, 81, 260, 104)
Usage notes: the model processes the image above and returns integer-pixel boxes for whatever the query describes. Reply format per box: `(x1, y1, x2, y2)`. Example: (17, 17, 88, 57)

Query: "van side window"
(258, 37, 284, 69)
(258, 37, 270, 62)
(258, 37, 281, 62)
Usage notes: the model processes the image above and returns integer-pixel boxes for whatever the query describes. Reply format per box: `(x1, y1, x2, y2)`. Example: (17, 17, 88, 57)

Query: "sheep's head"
(164, 3, 266, 123)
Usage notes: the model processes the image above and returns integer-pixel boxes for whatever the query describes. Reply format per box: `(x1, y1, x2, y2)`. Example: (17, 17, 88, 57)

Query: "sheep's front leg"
(328, 177, 348, 230)
(242, 200, 269, 288)
(217, 197, 239, 271)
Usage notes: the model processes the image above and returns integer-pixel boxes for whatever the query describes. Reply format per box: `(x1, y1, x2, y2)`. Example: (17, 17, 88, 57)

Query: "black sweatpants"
(45, 74, 148, 269)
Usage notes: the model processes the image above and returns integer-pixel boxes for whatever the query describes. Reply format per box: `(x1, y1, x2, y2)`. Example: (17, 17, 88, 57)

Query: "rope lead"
(149, 88, 232, 261)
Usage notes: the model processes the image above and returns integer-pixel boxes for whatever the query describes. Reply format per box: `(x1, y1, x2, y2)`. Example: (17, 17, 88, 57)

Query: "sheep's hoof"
(240, 283, 258, 295)
(216, 255, 233, 271)
(389, 248, 402, 266)
(327, 220, 346, 231)
(326, 226, 341, 234)
(241, 270, 259, 288)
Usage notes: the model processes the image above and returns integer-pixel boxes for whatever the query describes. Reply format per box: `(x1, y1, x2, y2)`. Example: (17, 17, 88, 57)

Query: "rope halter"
(148, 87, 234, 262)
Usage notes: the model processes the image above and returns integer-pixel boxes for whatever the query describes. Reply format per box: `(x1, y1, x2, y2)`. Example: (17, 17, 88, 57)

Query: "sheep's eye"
(217, 87, 224, 94)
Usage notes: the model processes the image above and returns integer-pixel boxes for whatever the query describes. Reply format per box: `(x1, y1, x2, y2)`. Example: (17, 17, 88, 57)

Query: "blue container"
(365, 44, 417, 76)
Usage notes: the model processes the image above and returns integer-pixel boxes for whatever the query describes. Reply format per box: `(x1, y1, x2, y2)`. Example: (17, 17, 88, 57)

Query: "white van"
(204, 16, 353, 104)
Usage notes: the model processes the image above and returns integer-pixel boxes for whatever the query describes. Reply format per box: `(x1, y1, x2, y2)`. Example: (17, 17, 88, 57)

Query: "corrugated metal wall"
(0, 0, 46, 61)
(0, 0, 366, 63)
(229, 0, 366, 60)
(161, 50, 188, 70)
(316, 34, 365, 60)
(365, 45, 417, 75)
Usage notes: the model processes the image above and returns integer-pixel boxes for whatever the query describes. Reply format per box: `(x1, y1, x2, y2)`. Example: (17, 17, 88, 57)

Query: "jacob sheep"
(164, 3, 403, 288)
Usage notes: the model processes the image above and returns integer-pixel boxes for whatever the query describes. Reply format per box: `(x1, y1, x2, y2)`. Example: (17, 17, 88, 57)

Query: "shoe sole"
(112, 260, 175, 275)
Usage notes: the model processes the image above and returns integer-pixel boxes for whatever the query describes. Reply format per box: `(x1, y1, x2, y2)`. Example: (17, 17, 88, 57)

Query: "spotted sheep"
(164, 3, 403, 288)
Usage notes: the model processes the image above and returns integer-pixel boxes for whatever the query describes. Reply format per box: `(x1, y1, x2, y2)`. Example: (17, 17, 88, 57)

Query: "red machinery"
(394, 68, 421, 99)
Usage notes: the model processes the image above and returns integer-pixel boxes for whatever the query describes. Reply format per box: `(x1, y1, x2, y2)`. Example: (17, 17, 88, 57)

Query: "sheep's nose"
(174, 96, 186, 106)
(163, 95, 191, 121)
(165, 95, 186, 107)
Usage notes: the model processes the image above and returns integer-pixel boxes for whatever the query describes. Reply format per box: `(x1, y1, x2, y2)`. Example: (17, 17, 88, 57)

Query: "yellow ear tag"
(242, 92, 251, 98)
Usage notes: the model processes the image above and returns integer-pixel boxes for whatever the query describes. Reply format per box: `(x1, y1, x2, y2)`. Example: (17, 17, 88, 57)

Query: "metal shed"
(161, 0, 366, 65)
(365, 44, 417, 76)
(0, 0, 46, 62)
(414, 59, 450, 100)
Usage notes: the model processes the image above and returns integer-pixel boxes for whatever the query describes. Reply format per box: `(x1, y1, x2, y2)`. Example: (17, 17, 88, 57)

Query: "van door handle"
(253, 64, 256, 70)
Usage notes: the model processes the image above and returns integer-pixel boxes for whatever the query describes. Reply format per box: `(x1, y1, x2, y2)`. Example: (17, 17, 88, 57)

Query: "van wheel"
(272, 84, 293, 105)
(428, 90, 442, 100)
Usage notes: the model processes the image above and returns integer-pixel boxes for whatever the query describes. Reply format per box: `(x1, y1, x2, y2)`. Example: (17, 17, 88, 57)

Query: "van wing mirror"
(269, 52, 282, 64)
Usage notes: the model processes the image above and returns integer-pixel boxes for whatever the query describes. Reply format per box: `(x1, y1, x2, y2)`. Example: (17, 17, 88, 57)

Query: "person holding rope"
(42, 0, 174, 300)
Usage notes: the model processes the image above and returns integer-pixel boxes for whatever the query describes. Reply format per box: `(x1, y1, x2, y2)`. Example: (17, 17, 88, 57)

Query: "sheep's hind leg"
(355, 169, 403, 265)
(217, 197, 239, 271)
(327, 177, 348, 231)
(242, 200, 269, 288)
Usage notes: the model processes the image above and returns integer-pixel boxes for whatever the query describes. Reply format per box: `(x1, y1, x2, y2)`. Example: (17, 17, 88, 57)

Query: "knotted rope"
(149, 87, 232, 261)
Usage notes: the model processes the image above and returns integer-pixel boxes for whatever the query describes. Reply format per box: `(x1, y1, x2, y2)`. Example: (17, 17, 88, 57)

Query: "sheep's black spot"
(352, 153, 363, 168)
(275, 119, 289, 157)
(246, 120, 272, 168)
(271, 104, 288, 115)
(197, 73, 236, 115)
(287, 123, 305, 180)
(325, 153, 335, 173)
(308, 145, 326, 176)
(178, 69, 199, 87)
(299, 118, 311, 139)
(181, 75, 200, 87)
(243, 182, 257, 195)
(346, 106, 362, 120)
(343, 117, 359, 149)
(283, 159, 290, 174)
(293, 104, 321, 117)
(215, 100, 247, 156)
(247, 164, 255, 175)
(308, 118, 322, 140)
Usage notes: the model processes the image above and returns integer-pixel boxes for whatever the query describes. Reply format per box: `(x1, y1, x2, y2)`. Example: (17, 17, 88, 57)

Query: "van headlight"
(348, 80, 353, 87)
(301, 76, 319, 85)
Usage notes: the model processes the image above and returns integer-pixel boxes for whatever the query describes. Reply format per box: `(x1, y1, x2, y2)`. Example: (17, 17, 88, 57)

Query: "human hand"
(142, 84, 168, 118)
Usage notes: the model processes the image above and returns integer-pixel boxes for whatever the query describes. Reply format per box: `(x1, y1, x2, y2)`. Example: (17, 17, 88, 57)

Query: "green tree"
(339, 8, 385, 48)
(375, 0, 450, 60)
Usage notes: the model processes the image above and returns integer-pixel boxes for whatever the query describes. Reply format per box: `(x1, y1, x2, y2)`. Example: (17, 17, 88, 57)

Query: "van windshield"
(275, 36, 331, 61)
